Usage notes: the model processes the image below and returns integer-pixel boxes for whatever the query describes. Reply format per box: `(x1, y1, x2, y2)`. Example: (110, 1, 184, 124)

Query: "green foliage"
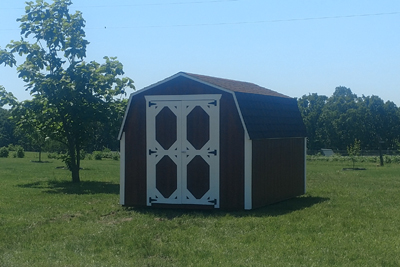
(47, 152, 57, 159)
(0, 146, 9, 157)
(347, 139, 361, 157)
(395, 139, 400, 154)
(0, 108, 17, 148)
(298, 87, 400, 151)
(7, 144, 16, 151)
(112, 152, 120, 161)
(347, 139, 361, 168)
(102, 147, 111, 153)
(297, 93, 327, 150)
(92, 151, 103, 160)
(0, 85, 17, 107)
(0, 0, 134, 182)
(15, 145, 25, 158)
(79, 149, 86, 160)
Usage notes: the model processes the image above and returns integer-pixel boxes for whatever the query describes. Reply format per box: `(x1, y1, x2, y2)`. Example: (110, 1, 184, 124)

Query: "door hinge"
(208, 149, 217, 156)
(208, 100, 217, 106)
(208, 199, 217, 205)
(149, 197, 157, 203)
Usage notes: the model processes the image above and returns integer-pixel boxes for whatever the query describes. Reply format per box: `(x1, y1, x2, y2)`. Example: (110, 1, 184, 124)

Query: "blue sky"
(1, 0, 399, 105)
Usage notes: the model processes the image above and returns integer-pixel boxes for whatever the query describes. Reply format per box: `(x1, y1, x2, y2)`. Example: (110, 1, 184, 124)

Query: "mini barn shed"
(118, 72, 307, 210)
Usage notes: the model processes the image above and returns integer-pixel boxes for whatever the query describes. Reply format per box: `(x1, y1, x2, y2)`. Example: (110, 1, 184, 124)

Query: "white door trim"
(145, 94, 221, 207)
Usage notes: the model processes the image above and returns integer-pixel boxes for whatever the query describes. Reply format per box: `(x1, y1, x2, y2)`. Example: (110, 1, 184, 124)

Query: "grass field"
(1, 152, 400, 266)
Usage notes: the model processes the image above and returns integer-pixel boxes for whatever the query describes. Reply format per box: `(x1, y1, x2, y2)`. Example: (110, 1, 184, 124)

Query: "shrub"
(0, 147, 9, 158)
(384, 155, 392, 164)
(15, 146, 25, 158)
(93, 151, 103, 160)
(80, 150, 86, 160)
(112, 152, 120, 161)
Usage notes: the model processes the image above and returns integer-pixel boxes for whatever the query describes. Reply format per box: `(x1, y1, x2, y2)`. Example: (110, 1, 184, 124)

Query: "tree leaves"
(298, 87, 400, 151)
(1, 0, 135, 182)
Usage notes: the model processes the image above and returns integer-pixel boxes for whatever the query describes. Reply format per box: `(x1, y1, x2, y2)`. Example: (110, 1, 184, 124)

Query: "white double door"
(146, 95, 220, 207)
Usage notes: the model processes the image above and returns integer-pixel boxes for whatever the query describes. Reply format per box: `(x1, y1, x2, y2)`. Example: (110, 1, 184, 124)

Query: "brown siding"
(123, 76, 245, 209)
(219, 93, 244, 210)
(123, 95, 147, 206)
(252, 138, 305, 209)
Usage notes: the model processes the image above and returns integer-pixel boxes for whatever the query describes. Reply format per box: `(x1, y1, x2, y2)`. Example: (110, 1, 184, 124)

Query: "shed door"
(146, 95, 220, 208)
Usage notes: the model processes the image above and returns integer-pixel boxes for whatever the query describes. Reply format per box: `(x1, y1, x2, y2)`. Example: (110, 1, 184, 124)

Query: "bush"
(112, 152, 120, 161)
(48, 153, 57, 159)
(80, 150, 86, 160)
(0, 147, 9, 158)
(93, 151, 103, 160)
(384, 155, 392, 164)
(15, 146, 25, 158)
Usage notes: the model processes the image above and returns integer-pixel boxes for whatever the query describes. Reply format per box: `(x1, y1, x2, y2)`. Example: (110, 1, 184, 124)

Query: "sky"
(1, 0, 399, 106)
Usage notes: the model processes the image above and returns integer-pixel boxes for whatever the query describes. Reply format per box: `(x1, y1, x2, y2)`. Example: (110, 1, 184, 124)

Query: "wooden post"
(377, 135, 384, 167)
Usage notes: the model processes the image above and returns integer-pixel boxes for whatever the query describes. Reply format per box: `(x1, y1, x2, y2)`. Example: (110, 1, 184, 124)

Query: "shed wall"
(251, 138, 305, 209)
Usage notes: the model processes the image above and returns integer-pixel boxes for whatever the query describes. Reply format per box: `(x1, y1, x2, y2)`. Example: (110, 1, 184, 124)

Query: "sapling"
(347, 139, 361, 169)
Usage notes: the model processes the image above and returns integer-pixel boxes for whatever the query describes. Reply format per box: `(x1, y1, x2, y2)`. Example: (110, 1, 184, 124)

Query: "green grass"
(1, 153, 400, 266)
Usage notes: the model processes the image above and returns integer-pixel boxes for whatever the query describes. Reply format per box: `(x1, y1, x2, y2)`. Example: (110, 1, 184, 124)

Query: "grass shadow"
(17, 180, 119, 195)
(126, 195, 329, 219)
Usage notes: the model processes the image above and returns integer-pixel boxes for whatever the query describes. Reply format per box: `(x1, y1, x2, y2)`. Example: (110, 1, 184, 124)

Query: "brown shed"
(118, 72, 307, 210)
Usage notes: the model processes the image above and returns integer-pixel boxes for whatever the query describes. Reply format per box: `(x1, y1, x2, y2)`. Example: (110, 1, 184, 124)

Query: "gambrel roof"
(184, 73, 290, 98)
(119, 72, 306, 140)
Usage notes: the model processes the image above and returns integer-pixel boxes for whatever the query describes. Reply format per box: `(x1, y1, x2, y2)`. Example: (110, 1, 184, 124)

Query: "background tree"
(0, 108, 16, 148)
(297, 93, 327, 150)
(297, 87, 400, 153)
(347, 138, 361, 168)
(0, 0, 134, 182)
(316, 86, 359, 150)
(11, 99, 48, 161)
(0, 86, 18, 147)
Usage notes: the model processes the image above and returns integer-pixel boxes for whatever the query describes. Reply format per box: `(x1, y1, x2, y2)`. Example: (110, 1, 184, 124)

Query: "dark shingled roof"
(119, 72, 306, 140)
(182, 72, 306, 139)
(234, 92, 307, 139)
(184, 72, 290, 98)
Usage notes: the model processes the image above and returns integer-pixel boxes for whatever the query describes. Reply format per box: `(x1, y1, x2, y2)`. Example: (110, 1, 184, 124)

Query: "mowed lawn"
(1, 152, 400, 266)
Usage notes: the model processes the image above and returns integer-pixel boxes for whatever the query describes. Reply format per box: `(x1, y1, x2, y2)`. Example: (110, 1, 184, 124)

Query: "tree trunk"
(71, 165, 80, 183)
(67, 139, 80, 183)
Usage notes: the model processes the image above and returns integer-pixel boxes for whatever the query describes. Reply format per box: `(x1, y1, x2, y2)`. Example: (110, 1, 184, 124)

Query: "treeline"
(2, 86, 400, 154)
(0, 100, 126, 153)
(298, 86, 400, 151)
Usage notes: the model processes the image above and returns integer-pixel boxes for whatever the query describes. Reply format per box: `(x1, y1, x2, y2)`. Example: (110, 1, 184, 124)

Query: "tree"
(297, 93, 327, 150)
(0, 86, 18, 148)
(347, 138, 361, 169)
(317, 86, 360, 150)
(11, 99, 48, 161)
(0, 85, 17, 107)
(0, 108, 16, 148)
(0, 0, 134, 182)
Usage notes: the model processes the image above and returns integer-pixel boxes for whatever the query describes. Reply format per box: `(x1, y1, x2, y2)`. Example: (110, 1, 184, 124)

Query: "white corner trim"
(117, 94, 133, 140)
(119, 132, 125, 205)
(231, 93, 251, 140)
(244, 137, 252, 210)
